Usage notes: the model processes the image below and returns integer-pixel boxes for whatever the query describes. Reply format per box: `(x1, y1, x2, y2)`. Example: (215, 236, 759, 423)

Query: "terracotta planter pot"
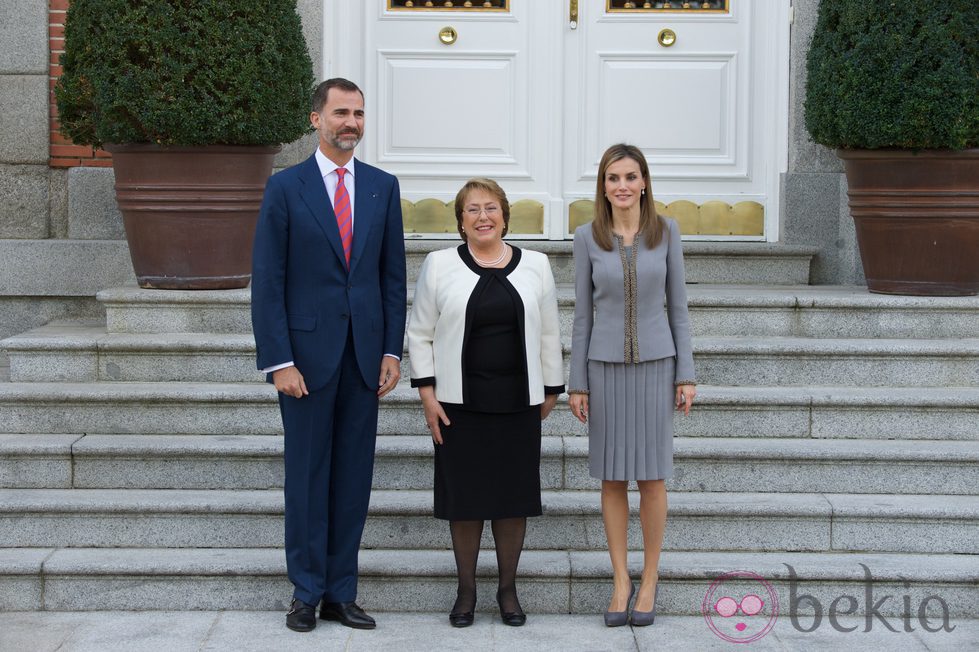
(106, 144, 280, 290)
(838, 148, 979, 296)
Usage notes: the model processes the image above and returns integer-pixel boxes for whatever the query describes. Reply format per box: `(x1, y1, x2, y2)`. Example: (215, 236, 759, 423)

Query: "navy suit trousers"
(280, 327, 379, 605)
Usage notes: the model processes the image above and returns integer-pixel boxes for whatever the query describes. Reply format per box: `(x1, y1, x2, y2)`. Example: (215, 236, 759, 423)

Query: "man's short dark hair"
(312, 78, 364, 113)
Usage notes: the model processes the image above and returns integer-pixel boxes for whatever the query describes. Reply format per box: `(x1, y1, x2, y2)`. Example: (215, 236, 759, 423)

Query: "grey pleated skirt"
(588, 357, 675, 481)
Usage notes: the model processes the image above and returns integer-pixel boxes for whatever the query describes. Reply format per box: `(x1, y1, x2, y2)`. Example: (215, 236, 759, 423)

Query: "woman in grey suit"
(568, 143, 696, 627)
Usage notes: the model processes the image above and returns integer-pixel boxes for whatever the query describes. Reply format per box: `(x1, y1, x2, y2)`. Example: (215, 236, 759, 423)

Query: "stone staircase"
(1, 242, 978, 617)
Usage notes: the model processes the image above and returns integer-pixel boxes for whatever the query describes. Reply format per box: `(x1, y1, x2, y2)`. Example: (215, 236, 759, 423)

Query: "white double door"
(327, 1, 790, 240)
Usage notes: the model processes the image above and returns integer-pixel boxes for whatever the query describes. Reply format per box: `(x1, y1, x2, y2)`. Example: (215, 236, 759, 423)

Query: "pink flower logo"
(703, 570, 779, 643)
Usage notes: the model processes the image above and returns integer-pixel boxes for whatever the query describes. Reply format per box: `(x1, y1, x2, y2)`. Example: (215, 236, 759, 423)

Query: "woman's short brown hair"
(454, 178, 511, 242)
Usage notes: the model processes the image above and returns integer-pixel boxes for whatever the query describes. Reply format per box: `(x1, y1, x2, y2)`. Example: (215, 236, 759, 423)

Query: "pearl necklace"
(468, 242, 508, 267)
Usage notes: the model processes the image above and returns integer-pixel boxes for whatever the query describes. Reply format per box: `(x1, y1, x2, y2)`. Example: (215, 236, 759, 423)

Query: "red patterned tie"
(334, 167, 352, 266)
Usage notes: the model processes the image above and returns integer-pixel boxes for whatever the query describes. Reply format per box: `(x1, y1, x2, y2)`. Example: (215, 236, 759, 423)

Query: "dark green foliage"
(805, 0, 978, 149)
(55, 0, 315, 147)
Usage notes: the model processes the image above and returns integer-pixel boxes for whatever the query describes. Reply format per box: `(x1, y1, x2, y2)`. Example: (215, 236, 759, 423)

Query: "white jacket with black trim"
(407, 244, 565, 406)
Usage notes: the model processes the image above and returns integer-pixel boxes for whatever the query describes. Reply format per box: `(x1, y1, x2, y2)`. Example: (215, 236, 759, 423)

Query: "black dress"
(432, 248, 543, 521)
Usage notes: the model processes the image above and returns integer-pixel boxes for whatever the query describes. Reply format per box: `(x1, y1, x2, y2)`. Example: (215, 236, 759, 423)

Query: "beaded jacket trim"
(615, 235, 640, 363)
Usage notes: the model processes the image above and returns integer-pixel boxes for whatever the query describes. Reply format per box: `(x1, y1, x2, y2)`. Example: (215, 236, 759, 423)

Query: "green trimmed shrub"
(55, 0, 315, 147)
(805, 0, 978, 150)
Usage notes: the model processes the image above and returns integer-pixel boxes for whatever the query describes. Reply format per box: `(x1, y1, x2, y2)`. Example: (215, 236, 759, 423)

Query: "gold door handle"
(439, 26, 458, 45)
(569, 0, 578, 30)
(658, 28, 677, 47)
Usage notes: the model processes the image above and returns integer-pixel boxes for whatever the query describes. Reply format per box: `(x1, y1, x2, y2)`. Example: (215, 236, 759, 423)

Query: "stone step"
(0, 488, 974, 555)
(1, 547, 975, 617)
(0, 434, 283, 490)
(0, 382, 281, 436)
(1, 383, 977, 440)
(91, 244, 816, 336)
(687, 285, 979, 339)
(98, 286, 253, 336)
(404, 241, 817, 287)
(377, 435, 979, 495)
(4, 434, 976, 495)
(369, 491, 979, 555)
(94, 284, 979, 337)
(7, 323, 979, 387)
(0, 434, 80, 489)
(692, 337, 979, 387)
(4, 323, 259, 383)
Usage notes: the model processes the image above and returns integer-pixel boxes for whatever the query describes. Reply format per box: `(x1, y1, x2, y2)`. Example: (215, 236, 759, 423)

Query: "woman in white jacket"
(407, 178, 564, 628)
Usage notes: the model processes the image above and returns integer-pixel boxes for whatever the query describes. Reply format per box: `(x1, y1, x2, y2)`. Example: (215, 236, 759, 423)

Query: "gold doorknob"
(658, 28, 677, 47)
(439, 26, 458, 45)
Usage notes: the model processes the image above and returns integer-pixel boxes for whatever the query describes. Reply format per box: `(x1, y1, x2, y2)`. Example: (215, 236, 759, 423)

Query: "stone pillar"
(0, 2, 125, 362)
(273, 0, 324, 170)
(0, 0, 51, 239)
(783, 0, 864, 285)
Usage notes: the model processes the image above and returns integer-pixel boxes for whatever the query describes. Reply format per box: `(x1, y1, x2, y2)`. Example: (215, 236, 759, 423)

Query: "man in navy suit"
(251, 78, 407, 633)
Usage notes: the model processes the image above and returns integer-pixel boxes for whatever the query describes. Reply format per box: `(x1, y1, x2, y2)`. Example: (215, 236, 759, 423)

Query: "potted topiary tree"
(55, 0, 315, 290)
(805, 0, 978, 296)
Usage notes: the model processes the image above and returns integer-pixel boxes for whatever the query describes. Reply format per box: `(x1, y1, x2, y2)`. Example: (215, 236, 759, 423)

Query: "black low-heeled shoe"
(449, 610, 475, 627)
(496, 591, 527, 627)
(449, 589, 476, 628)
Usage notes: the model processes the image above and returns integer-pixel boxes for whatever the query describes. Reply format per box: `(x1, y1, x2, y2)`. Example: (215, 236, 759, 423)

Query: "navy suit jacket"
(251, 154, 407, 392)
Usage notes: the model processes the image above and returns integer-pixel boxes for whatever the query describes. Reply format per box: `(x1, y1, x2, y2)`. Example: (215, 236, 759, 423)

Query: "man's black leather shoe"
(320, 600, 377, 629)
(286, 598, 317, 632)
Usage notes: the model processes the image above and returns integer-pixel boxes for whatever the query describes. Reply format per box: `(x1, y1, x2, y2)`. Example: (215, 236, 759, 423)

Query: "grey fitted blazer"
(568, 218, 695, 392)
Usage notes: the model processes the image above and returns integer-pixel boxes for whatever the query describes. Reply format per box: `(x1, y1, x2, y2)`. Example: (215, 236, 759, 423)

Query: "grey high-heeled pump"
(604, 583, 635, 627)
(630, 584, 658, 627)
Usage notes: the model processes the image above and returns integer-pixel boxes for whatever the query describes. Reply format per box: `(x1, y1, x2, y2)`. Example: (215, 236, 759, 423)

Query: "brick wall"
(48, 0, 111, 168)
